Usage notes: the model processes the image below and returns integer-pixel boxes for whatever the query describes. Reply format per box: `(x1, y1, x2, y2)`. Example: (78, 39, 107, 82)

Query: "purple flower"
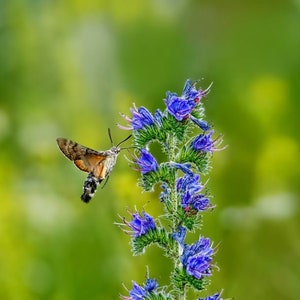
(169, 162, 194, 176)
(183, 79, 213, 102)
(165, 81, 212, 121)
(176, 172, 212, 212)
(180, 191, 194, 209)
(186, 255, 212, 279)
(127, 211, 156, 238)
(136, 149, 159, 174)
(153, 108, 164, 126)
(190, 116, 211, 131)
(174, 230, 215, 279)
(165, 92, 196, 121)
(182, 79, 212, 103)
(160, 182, 171, 202)
(181, 236, 214, 279)
(118, 104, 155, 131)
(132, 106, 155, 130)
(191, 131, 215, 153)
(198, 292, 223, 300)
(181, 193, 211, 212)
(190, 195, 211, 211)
(144, 278, 158, 293)
(121, 278, 159, 300)
(129, 282, 147, 299)
(172, 226, 187, 247)
(176, 173, 202, 195)
(182, 79, 202, 102)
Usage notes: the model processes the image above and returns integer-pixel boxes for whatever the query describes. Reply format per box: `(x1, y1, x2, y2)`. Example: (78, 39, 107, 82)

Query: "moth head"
(110, 145, 122, 154)
(108, 128, 132, 152)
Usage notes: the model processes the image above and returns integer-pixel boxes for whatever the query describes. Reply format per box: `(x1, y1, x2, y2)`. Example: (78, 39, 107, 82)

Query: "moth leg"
(101, 176, 110, 189)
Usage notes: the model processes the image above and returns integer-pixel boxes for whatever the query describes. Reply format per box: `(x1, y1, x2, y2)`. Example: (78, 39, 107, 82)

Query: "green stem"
(168, 133, 178, 226)
(168, 134, 186, 300)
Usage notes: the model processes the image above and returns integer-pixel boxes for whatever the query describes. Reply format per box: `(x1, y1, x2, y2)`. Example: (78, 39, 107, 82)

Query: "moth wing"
(74, 152, 108, 173)
(91, 162, 107, 179)
(56, 138, 108, 173)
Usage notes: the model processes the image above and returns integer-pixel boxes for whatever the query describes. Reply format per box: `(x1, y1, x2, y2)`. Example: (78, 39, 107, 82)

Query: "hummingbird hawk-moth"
(56, 129, 131, 203)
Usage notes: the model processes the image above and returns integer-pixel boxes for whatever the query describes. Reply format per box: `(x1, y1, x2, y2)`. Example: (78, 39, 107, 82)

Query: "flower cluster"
(118, 80, 226, 299)
(176, 171, 213, 214)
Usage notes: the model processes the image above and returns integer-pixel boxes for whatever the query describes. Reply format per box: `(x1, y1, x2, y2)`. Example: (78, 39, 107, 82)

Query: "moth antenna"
(120, 146, 136, 151)
(108, 128, 114, 146)
(116, 134, 132, 147)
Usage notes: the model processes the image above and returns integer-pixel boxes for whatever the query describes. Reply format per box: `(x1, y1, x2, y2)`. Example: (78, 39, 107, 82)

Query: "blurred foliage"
(0, 0, 299, 299)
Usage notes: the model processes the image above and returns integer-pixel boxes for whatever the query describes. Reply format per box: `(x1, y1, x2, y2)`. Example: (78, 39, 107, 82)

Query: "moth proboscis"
(56, 129, 132, 203)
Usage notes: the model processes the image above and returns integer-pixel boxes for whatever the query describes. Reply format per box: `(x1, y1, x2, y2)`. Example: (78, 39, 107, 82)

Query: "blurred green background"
(1, 0, 299, 299)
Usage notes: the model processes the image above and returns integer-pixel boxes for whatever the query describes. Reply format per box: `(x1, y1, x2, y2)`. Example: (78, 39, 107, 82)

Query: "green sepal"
(177, 146, 209, 174)
(160, 113, 189, 143)
(191, 103, 205, 120)
(139, 163, 176, 192)
(173, 267, 208, 291)
(175, 206, 203, 231)
(133, 124, 167, 150)
(133, 112, 192, 150)
(131, 228, 175, 256)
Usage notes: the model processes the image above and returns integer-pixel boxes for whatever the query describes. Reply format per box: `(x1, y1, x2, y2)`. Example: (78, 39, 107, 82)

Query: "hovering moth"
(56, 129, 132, 203)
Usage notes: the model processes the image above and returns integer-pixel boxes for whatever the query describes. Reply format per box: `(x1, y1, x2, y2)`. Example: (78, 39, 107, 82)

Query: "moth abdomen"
(81, 172, 102, 203)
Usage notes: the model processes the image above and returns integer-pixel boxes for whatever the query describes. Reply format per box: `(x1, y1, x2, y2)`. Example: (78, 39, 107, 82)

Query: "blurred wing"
(56, 138, 108, 173)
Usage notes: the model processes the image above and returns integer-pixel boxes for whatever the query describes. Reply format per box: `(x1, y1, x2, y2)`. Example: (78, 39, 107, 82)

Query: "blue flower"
(165, 80, 209, 121)
(190, 195, 211, 211)
(198, 292, 223, 300)
(165, 92, 196, 121)
(129, 281, 147, 299)
(136, 149, 159, 174)
(168, 162, 194, 176)
(174, 229, 215, 279)
(172, 226, 187, 247)
(190, 116, 211, 131)
(191, 131, 215, 153)
(153, 108, 164, 126)
(118, 104, 155, 131)
(131, 106, 155, 130)
(160, 182, 171, 202)
(181, 236, 214, 279)
(127, 211, 156, 238)
(181, 193, 211, 212)
(183, 79, 213, 103)
(172, 226, 187, 256)
(182, 79, 202, 102)
(186, 255, 212, 278)
(176, 173, 202, 195)
(144, 278, 158, 293)
(176, 169, 212, 212)
(121, 278, 159, 300)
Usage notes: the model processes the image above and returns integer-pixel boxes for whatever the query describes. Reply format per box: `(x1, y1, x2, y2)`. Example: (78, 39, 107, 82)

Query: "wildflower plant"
(118, 80, 225, 300)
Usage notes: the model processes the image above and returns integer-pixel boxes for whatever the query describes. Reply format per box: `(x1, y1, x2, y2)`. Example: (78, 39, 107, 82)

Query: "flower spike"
(117, 80, 227, 299)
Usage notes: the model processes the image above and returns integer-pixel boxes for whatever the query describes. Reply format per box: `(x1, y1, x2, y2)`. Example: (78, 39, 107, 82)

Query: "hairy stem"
(168, 134, 186, 300)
